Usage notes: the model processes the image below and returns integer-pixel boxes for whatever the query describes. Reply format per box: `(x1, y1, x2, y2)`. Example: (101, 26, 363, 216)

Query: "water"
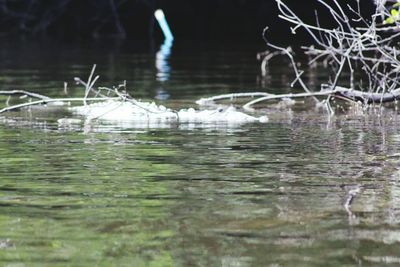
(1, 39, 400, 266)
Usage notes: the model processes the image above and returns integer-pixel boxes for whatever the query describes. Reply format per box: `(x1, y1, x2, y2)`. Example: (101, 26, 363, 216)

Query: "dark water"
(1, 39, 400, 266)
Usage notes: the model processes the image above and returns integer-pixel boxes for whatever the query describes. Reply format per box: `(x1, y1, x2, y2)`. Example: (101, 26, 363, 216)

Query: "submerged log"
(323, 85, 400, 104)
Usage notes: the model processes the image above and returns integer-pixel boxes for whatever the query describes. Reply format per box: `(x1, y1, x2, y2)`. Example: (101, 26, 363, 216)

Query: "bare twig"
(0, 97, 119, 114)
(344, 185, 362, 218)
(196, 92, 271, 106)
(83, 64, 100, 106)
(0, 90, 50, 100)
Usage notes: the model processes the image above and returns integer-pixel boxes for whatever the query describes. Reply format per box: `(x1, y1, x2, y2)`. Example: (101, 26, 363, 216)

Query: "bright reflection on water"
(156, 38, 173, 82)
(155, 37, 173, 100)
(0, 40, 400, 266)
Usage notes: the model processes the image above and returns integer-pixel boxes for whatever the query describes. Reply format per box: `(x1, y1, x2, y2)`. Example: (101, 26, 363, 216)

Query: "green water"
(0, 40, 400, 266)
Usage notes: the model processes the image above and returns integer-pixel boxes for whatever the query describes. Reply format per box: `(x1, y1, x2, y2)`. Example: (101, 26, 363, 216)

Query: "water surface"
(0, 40, 400, 266)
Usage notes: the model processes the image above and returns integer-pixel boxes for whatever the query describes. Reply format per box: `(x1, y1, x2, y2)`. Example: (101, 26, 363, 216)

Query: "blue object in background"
(154, 9, 174, 42)
(155, 39, 172, 100)
(154, 9, 174, 97)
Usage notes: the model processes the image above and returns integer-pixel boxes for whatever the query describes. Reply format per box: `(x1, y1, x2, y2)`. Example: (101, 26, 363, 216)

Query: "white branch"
(196, 92, 271, 106)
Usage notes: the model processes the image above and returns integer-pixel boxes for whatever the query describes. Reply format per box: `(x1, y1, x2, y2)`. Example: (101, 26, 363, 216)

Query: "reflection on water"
(1, 41, 400, 266)
(155, 38, 173, 82)
(155, 38, 173, 100)
(1, 110, 400, 266)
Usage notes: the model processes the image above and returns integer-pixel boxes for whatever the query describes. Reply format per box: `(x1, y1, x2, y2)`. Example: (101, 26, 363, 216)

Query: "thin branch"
(0, 90, 50, 100)
(196, 92, 271, 106)
(0, 97, 119, 114)
(242, 90, 336, 111)
(262, 27, 320, 104)
(344, 185, 362, 217)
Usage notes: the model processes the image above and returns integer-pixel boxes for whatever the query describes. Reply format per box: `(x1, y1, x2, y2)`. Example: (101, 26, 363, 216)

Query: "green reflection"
(0, 127, 180, 266)
(1, 41, 400, 266)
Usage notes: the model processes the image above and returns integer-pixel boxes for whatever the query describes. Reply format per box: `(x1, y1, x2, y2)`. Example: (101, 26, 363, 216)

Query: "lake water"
(1, 39, 400, 266)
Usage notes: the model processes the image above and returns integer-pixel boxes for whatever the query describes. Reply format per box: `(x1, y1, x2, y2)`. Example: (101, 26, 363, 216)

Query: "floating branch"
(197, 84, 400, 111)
(243, 91, 334, 111)
(0, 65, 268, 125)
(196, 92, 271, 106)
(0, 90, 50, 100)
(0, 97, 119, 114)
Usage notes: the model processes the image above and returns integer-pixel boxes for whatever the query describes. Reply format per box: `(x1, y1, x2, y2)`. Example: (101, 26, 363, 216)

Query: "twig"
(344, 185, 362, 217)
(196, 92, 271, 106)
(262, 27, 320, 104)
(243, 90, 336, 111)
(269, 0, 400, 106)
(0, 97, 119, 114)
(83, 64, 99, 106)
(257, 50, 286, 76)
(0, 90, 50, 100)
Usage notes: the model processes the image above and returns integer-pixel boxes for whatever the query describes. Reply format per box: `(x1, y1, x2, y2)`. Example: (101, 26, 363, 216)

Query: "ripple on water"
(1, 42, 400, 265)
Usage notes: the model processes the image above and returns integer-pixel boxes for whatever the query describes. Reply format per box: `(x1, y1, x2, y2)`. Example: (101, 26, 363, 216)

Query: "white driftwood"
(196, 92, 271, 106)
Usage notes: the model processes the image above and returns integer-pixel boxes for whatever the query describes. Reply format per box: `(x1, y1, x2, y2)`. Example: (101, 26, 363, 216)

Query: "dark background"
(0, 0, 376, 44)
